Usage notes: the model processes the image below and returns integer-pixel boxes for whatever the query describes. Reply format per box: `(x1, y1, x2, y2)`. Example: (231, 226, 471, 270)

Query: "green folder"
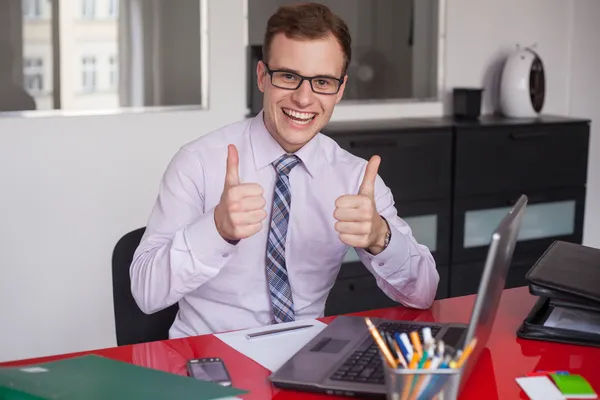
(0, 354, 246, 400)
(550, 373, 598, 399)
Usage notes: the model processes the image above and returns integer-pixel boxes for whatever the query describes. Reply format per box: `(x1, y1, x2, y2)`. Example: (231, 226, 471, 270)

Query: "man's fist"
(214, 144, 267, 241)
(333, 155, 389, 254)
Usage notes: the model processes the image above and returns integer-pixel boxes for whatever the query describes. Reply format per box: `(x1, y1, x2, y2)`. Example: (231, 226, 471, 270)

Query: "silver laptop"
(269, 194, 527, 398)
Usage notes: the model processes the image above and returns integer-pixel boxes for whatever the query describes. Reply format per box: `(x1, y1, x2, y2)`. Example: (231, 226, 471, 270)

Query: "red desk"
(2, 287, 599, 399)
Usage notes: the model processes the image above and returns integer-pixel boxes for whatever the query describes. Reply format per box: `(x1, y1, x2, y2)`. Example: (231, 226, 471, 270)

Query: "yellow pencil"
(364, 318, 398, 369)
(408, 352, 419, 369)
(409, 331, 423, 359)
(455, 337, 478, 368)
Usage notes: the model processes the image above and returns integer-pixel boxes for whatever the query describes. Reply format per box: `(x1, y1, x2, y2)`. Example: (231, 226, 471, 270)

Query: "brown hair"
(262, 2, 352, 75)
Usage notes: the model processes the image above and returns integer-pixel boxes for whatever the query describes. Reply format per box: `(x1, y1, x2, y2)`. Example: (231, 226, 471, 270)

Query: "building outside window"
(81, 56, 97, 92)
(108, 0, 118, 18)
(81, 0, 96, 19)
(24, 57, 44, 93)
(108, 55, 118, 89)
(22, 0, 42, 19)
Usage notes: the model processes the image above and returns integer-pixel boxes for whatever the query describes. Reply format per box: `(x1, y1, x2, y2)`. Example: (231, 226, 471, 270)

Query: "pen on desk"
(383, 332, 401, 362)
(382, 331, 400, 367)
(365, 318, 398, 369)
(408, 352, 419, 369)
(409, 331, 423, 359)
(397, 333, 413, 362)
(422, 327, 433, 346)
(245, 324, 313, 339)
(437, 340, 445, 359)
(454, 337, 477, 368)
(388, 334, 407, 368)
(417, 346, 429, 369)
(417, 342, 434, 369)
(439, 355, 452, 369)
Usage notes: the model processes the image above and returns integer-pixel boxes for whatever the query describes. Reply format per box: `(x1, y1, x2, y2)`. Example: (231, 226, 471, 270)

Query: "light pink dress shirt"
(130, 112, 439, 338)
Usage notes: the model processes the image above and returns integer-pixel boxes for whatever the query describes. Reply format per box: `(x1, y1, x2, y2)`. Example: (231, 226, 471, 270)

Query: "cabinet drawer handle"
(350, 139, 397, 148)
(509, 131, 548, 140)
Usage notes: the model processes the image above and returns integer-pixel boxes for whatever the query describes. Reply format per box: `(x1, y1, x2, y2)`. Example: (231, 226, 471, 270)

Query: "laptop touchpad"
(310, 337, 349, 354)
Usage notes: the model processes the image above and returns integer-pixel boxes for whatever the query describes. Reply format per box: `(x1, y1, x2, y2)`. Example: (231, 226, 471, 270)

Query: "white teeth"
(291, 117, 311, 125)
(283, 108, 315, 122)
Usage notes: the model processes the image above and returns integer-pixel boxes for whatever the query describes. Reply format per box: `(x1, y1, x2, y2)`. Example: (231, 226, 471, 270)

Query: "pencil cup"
(382, 363, 461, 400)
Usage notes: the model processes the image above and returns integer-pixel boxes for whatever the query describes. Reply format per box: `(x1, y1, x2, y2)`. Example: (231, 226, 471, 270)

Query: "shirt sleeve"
(129, 147, 238, 314)
(355, 174, 440, 309)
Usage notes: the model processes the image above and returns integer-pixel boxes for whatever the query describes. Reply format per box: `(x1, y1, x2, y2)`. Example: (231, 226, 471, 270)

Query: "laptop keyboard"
(329, 322, 441, 384)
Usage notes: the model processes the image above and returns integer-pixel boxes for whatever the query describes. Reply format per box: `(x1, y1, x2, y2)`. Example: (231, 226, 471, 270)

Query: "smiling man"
(130, 2, 439, 339)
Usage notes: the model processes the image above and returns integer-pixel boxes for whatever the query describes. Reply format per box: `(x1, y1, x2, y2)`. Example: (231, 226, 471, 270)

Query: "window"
(108, 55, 118, 88)
(108, 0, 118, 18)
(81, 56, 97, 92)
(2, 0, 206, 114)
(22, 0, 42, 19)
(81, 0, 96, 19)
(247, 0, 440, 102)
(24, 57, 44, 93)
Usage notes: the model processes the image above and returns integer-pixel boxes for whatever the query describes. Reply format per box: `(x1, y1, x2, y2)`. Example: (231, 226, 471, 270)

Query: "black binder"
(517, 240, 600, 347)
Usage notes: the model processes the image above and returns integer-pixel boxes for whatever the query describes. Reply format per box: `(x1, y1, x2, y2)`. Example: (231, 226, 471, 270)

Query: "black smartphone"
(186, 357, 232, 387)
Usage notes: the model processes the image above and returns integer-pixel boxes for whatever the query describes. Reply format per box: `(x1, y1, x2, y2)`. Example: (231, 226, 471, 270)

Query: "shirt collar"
(249, 110, 321, 178)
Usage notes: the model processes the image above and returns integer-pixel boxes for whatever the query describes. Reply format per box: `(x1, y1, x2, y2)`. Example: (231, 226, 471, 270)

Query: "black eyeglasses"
(264, 63, 345, 95)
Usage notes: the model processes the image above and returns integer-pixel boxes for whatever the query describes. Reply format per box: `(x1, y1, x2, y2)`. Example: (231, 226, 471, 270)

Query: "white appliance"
(499, 46, 545, 118)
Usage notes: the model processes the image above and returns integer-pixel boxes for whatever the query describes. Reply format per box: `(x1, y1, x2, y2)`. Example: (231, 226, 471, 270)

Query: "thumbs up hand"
(214, 144, 267, 242)
(334, 155, 389, 254)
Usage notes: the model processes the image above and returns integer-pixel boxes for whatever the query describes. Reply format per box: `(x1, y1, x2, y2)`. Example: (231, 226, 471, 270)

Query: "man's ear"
(257, 60, 266, 93)
(335, 74, 348, 104)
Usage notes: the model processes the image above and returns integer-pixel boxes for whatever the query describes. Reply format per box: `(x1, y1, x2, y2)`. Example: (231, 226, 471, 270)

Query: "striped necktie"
(266, 154, 301, 323)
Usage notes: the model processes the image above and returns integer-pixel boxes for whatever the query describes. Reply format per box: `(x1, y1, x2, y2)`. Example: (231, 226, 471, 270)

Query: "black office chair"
(112, 227, 179, 346)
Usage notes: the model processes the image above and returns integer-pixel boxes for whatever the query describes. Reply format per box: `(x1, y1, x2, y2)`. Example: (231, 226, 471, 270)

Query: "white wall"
(444, 0, 599, 248)
(0, 1, 248, 363)
(444, 0, 571, 115)
(569, 0, 600, 248)
(0, 0, 599, 363)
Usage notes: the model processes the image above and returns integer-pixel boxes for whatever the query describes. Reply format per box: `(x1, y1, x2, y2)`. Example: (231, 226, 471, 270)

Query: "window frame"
(5, 0, 444, 121)
(242, 0, 447, 122)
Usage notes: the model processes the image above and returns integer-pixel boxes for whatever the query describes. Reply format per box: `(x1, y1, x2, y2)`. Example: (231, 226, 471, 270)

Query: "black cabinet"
(322, 119, 454, 316)
(451, 116, 589, 297)
(452, 188, 586, 264)
(321, 115, 590, 314)
(453, 119, 589, 196)
(332, 129, 452, 202)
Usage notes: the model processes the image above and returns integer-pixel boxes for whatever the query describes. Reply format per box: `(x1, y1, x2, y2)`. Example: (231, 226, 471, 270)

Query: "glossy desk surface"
(2, 287, 599, 399)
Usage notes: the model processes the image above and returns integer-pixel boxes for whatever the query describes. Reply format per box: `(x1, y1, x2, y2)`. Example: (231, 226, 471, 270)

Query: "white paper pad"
(214, 319, 327, 372)
(516, 376, 566, 400)
(544, 306, 600, 334)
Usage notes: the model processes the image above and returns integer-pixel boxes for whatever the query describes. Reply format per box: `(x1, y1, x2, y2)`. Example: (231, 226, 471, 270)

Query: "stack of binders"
(517, 240, 600, 347)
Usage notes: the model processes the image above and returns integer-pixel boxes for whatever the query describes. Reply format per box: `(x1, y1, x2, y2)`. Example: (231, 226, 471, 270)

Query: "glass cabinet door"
(342, 214, 439, 264)
(464, 200, 576, 248)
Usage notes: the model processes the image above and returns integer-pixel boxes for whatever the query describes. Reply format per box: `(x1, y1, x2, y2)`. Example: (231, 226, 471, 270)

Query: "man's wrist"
(367, 216, 391, 255)
(213, 205, 239, 245)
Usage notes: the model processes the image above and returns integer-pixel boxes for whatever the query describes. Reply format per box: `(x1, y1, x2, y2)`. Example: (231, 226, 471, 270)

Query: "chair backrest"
(111, 227, 179, 346)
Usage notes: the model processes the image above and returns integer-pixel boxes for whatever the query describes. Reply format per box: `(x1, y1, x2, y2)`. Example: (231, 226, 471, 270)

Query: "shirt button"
(223, 253, 229, 258)
(378, 262, 385, 267)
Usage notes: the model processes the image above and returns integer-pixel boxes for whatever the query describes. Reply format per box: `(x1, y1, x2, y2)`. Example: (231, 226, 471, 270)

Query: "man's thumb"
(225, 144, 240, 186)
(358, 155, 380, 197)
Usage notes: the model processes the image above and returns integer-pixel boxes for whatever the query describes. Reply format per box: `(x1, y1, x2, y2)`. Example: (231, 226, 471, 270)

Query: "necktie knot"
(273, 154, 300, 176)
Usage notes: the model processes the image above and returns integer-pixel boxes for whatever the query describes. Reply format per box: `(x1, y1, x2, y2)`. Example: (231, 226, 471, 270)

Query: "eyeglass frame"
(263, 62, 346, 95)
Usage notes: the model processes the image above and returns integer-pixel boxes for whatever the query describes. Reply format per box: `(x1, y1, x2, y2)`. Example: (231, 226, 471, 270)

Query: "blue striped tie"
(266, 154, 301, 323)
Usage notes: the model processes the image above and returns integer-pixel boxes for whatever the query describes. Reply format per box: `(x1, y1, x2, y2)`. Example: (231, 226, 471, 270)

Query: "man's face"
(257, 32, 347, 153)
